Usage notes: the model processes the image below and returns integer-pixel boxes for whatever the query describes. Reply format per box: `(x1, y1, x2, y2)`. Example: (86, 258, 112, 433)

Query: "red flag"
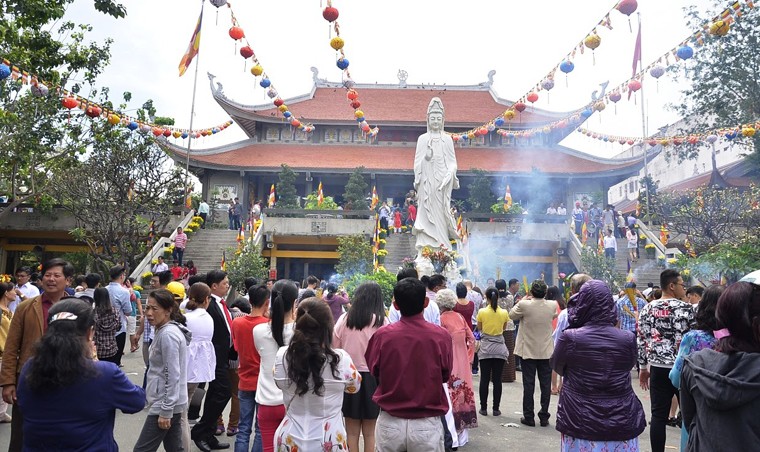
(628, 20, 642, 100)
(178, 5, 204, 76)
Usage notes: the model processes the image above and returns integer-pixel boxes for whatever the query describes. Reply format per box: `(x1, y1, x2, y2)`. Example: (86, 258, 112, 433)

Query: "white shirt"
(546, 207, 557, 215)
(211, 295, 232, 345)
(388, 297, 441, 325)
(557, 207, 567, 215)
(185, 308, 216, 383)
(198, 202, 210, 214)
(254, 322, 295, 406)
(11, 282, 40, 313)
(603, 235, 618, 250)
(152, 263, 169, 273)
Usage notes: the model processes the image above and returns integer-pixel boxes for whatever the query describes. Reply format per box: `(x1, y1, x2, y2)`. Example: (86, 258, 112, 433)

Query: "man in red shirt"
(406, 200, 417, 228)
(170, 260, 186, 281)
(365, 277, 453, 452)
(232, 284, 270, 452)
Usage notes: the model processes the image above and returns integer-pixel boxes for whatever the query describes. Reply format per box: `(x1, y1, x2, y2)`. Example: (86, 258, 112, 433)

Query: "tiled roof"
(168, 142, 640, 176)
(218, 87, 568, 126)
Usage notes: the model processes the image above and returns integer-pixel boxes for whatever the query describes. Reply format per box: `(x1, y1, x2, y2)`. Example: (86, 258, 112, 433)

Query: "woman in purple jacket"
(551, 280, 646, 451)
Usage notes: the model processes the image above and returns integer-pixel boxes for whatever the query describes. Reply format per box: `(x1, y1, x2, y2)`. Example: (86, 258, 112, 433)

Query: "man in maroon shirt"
(365, 277, 453, 452)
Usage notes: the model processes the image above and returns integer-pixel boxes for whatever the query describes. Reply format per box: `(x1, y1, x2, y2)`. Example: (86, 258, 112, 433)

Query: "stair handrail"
(567, 225, 585, 271)
(635, 219, 681, 259)
(130, 209, 197, 283)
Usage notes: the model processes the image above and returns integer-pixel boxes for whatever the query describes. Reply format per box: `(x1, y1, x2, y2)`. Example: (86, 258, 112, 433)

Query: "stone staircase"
(613, 237, 663, 288)
(384, 233, 416, 272)
(181, 229, 241, 274)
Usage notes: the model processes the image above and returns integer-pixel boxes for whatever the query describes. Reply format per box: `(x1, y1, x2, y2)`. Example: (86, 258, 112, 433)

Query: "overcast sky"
(60, 0, 712, 157)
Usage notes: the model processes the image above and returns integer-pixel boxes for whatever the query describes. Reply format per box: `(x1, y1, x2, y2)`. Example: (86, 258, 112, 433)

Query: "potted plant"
(645, 243, 656, 258)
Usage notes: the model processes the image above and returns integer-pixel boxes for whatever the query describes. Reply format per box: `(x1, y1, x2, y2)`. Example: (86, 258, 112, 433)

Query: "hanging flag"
(581, 221, 588, 245)
(268, 184, 276, 208)
(178, 4, 204, 76)
(628, 20, 642, 100)
(456, 215, 463, 238)
(317, 182, 324, 207)
(522, 276, 530, 295)
(635, 200, 641, 217)
(598, 230, 605, 254)
(238, 225, 245, 243)
(371, 186, 379, 210)
(220, 252, 226, 271)
(626, 259, 635, 282)
(185, 189, 193, 210)
(504, 185, 513, 211)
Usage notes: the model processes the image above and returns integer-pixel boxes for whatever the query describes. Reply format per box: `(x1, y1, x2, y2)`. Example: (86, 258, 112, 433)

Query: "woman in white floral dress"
(273, 299, 360, 452)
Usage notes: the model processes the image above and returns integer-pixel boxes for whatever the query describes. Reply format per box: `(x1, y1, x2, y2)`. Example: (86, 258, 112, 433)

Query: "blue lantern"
(559, 60, 574, 74)
(181, 132, 189, 139)
(283, 111, 292, 118)
(580, 108, 593, 119)
(336, 58, 349, 70)
(725, 130, 737, 140)
(212, 128, 220, 134)
(127, 121, 138, 131)
(676, 45, 693, 60)
(0, 64, 10, 80)
(260, 78, 271, 88)
(495, 117, 505, 127)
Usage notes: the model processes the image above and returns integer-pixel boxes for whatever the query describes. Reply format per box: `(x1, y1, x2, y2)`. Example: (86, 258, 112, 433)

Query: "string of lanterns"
(219, 3, 315, 134)
(321, 0, 380, 139)
(576, 120, 758, 147)
(0, 59, 234, 139)
(445, 0, 636, 142)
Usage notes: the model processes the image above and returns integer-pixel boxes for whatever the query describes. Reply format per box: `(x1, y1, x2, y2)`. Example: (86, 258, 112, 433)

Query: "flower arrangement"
(377, 249, 388, 257)
(682, 268, 691, 276)
(192, 215, 204, 224)
(421, 245, 457, 271)
(165, 243, 175, 251)
(141, 271, 153, 280)
(379, 228, 387, 239)
(0, 274, 12, 283)
(667, 258, 677, 265)
(187, 221, 201, 232)
(378, 238, 387, 249)
(132, 285, 143, 292)
(645, 244, 656, 249)
(401, 257, 416, 269)
(183, 228, 193, 234)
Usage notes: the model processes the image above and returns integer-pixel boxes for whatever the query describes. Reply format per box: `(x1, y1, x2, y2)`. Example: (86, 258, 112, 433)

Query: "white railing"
(567, 225, 585, 270)
(130, 210, 197, 284)
(635, 220, 682, 259)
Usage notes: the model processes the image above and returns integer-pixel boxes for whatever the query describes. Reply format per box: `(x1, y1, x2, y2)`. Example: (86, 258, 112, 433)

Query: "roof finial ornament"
(486, 70, 496, 87)
(311, 67, 320, 85)
(398, 69, 408, 87)
(591, 81, 609, 101)
(207, 72, 224, 96)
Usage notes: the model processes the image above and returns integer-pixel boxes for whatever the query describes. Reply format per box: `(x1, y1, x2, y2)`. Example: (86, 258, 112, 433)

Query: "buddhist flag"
(238, 225, 245, 243)
(220, 252, 226, 271)
(456, 215, 463, 238)
(504, 185, 513, 210)
(268, 184, 276, 207)
(522, 276, 530, 295)
(628, 20, 642, 100)
(185, 190, 193, 210)
(178, 5, 204, 76)
(371, 186, 379, 209)
(598, 230, 604, 254)
(626, 259, 635, 283)
(581, 221, 588, 245)
(635, 200, 641, 217)
(317, 182, 324, 207)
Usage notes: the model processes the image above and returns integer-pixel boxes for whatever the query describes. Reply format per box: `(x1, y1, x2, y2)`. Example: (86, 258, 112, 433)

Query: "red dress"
(393, 211, 402, 228)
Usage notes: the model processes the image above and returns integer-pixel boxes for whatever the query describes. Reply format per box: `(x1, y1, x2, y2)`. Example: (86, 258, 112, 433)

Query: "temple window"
(265, 127, 280, 141)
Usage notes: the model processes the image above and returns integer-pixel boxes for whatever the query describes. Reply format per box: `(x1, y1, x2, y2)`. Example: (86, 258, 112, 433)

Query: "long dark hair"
(346, 281, 385, 330)
(26, 298, 97, 390)
(485, 287, 499, 311)
(286, 299, 340, 396)
(150, 289, 186, 326)
(716, 282, 760, 353)
(93, 287, 113, 317)
(546, 285, 566, 310)
(270, 280, 299, 347)
(495, 279, 508, 298)
(695, 285, 723, 332)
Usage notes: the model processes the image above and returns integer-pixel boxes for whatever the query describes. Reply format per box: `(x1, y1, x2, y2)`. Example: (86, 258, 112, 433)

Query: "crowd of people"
(1, 257, 759, 452)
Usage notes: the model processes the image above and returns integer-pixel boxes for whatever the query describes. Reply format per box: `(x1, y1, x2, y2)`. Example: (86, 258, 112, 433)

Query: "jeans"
(172, 247, 185, 266)
(478, 358, 505, 411)
(520, 358, 552, 422)
(134, 413, 184, 452)
(650, 366, 679, 452)
(199, 212, 207, 228)
(235, 390, 262, 452)
(605, 248, 616, 259)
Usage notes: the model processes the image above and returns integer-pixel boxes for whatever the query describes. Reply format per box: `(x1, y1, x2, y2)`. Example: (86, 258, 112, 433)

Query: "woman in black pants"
(475, 287, 510, 416)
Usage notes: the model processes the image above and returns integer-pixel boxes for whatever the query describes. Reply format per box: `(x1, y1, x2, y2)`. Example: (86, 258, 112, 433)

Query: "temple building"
(160, 70, 655, 282)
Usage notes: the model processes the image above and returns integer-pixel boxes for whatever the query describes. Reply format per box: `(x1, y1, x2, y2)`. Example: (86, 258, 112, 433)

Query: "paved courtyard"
(1, 350, 681, 451)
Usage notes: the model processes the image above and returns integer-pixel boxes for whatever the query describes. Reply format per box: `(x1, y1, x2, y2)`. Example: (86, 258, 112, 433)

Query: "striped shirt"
(174, 232, 188, 249)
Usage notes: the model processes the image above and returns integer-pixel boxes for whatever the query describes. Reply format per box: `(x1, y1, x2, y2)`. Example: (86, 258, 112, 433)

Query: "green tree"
(674, 4, 760, 171)
(343, 166, 369, 210)
(580, 247, 623, 292)
(467, 169, 494, 212)
(52, 99, 184, 270)
(344, 270, 397, 308)
(336, 235, 373, 277)
(276, 164, 299, 208)
(677, 234, 760, 284)
(225, 245, 269, 295)
(0, 0, 128, 220)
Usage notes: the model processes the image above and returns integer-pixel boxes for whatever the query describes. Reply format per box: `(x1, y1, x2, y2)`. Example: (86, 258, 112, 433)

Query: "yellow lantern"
(503, 109, 516, 121)
(330, 37, 345, 51)
(251, 65, 263, 76)
(742, 126, 756, 137)
(709, 20, 730, 37)
(278, 104, 288, 113)
(172, 130, 182, 138)
(107, 114, 120, 125)
(584, 33, 601, 50)
(354, 110, 364, 118)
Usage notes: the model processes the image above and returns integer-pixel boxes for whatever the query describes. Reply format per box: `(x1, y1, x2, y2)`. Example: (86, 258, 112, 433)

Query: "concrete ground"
(1, 350, 681, 451)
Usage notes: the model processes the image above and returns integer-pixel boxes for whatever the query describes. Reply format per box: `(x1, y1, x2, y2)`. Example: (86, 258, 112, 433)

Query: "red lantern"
(350, 101, 361, 109)
(240, 46, 254, 59)
(452, 135, 460, 142)
(673, 137, 684, 145)
(628, 80, 642, 92)
(162, 128, 172, 137)
(290, 119, 301, 128)
(273, 98, 284, 107)
(514, 101, 526, 113)
(616, 0, 638, 16)
(152, 127, 162, 137)
(361, 123, 371, 133)
(85, 105, 102, 118)
(526, 92, 539, 103)
(478, 127, 488, 136)
(647, 139, 658, 147)
(627, 139, 635, 145)
(62, 96, 79, 110)
(323, 6, 339, 22)
(347, 89, 359, 100)
(229, 26, 245, 41)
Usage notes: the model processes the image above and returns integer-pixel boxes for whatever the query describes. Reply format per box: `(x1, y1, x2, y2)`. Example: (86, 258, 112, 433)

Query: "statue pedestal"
(414, 254, 463, 284)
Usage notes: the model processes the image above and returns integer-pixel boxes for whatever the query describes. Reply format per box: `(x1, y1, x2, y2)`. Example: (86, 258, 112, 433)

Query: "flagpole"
(637, 12, 652, 228)
(184, 0, 205, 215)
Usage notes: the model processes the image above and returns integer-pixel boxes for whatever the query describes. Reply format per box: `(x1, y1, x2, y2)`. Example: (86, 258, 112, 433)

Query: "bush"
(336, 235, 373, 277)
(224, 245, 269, 294)
(304, 192, 339, 210)
(344, 270, 397, 308)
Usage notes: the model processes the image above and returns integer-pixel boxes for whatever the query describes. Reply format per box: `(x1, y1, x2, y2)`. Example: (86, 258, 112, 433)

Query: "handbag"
(473, 330, 482, 353)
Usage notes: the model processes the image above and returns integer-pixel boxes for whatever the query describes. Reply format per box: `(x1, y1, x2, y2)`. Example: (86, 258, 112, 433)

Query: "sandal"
(226, 427, 239, 436)
(215, 425, 225, 436)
